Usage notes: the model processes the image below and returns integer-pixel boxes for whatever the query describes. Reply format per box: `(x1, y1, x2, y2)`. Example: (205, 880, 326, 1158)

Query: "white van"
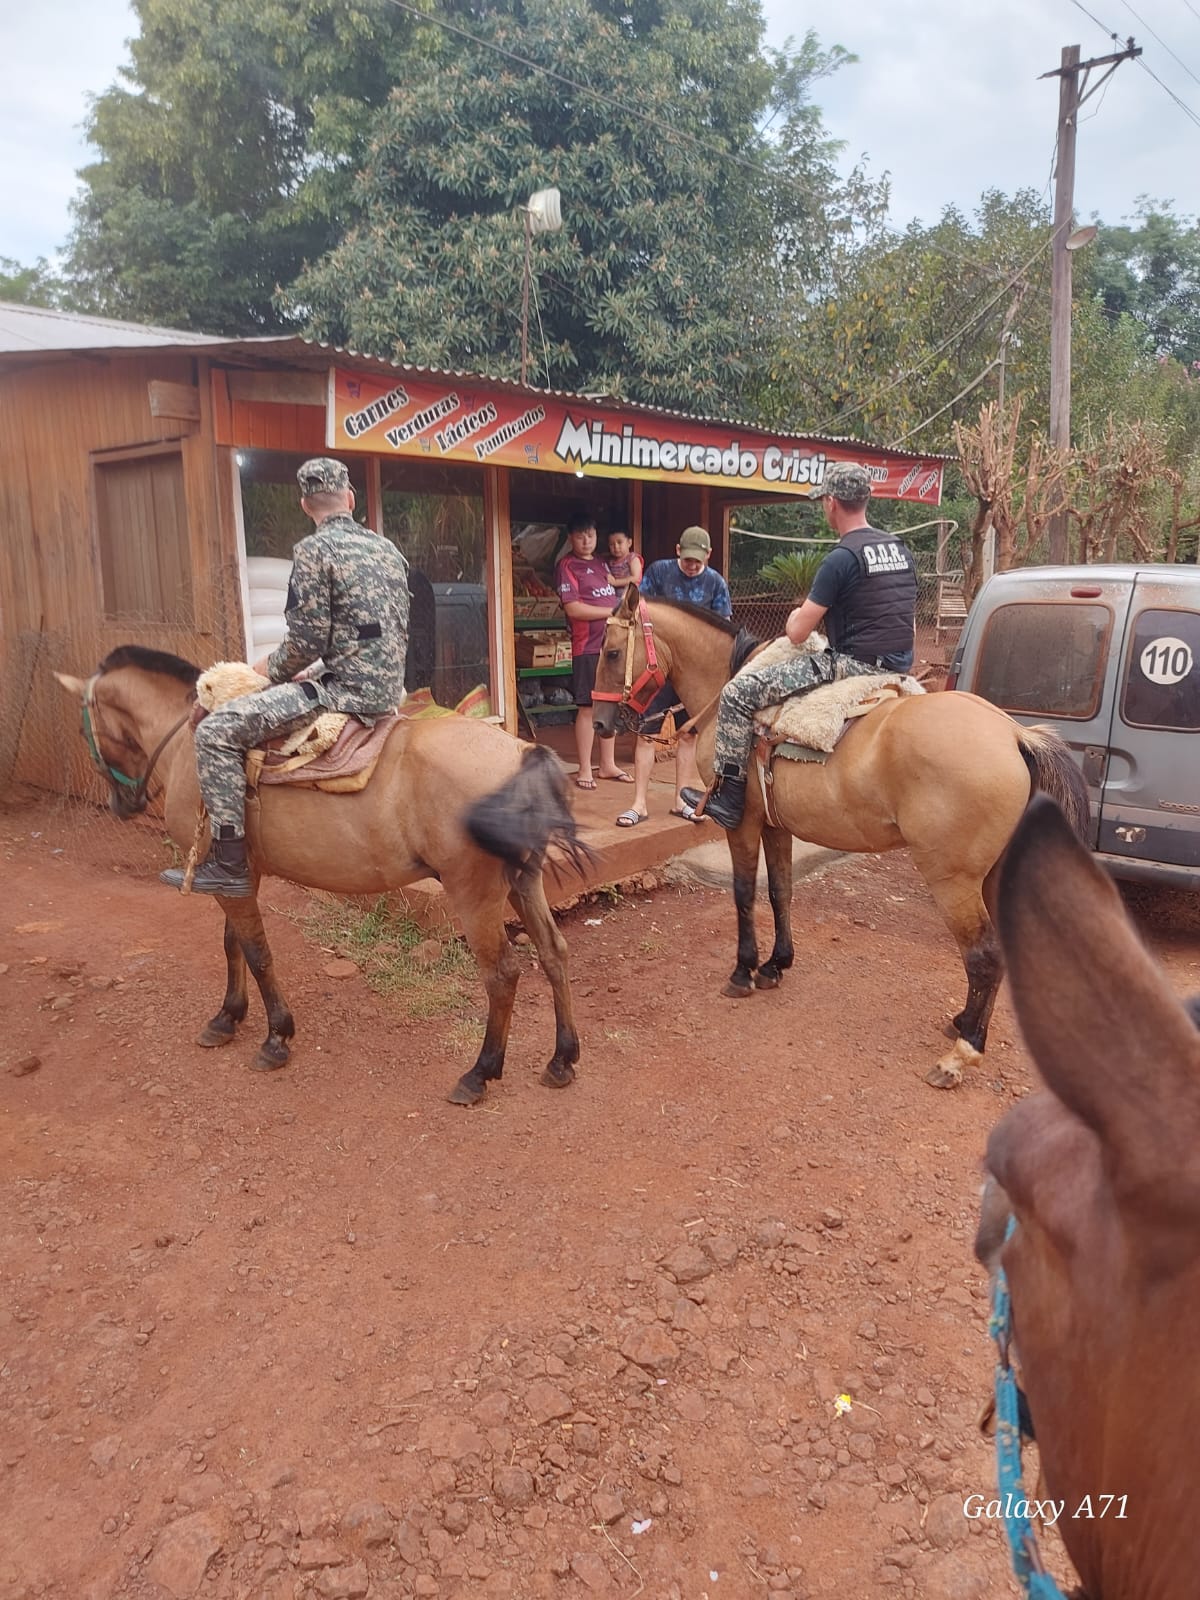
(948, 565, 1200, 888)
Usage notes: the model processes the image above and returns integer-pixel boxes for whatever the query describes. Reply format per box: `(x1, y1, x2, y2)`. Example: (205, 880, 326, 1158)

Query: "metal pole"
(520, 211, 532, 387)
(1047, 44, 1080, 565)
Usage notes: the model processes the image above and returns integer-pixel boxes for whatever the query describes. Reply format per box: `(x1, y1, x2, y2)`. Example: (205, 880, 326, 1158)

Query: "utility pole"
(1041, 39, 1140, 564)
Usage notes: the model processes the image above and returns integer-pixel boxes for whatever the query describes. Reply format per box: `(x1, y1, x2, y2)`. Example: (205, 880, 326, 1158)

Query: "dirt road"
(3, 806, 1198, 1600)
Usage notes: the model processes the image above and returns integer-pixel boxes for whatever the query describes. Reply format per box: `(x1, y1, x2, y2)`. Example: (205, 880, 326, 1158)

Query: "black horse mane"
(100, 645, 201, 686)
(638, 595, 762, 672)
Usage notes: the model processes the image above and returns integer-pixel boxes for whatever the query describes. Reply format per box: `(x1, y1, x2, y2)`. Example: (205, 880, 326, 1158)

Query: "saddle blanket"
(745, 636, 925, 757)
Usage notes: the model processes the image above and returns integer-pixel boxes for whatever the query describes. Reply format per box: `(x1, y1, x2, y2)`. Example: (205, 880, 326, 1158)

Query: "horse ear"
(54, 672, 86, 697)
(619, 582, 640, 618)
(998, 797, 1200, 1213)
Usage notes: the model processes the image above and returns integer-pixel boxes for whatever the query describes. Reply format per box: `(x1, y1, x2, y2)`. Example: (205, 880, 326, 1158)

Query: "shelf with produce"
(513, 616, 566, 631)
(525, 702, 578, 716)
(518, 663, 573, 679)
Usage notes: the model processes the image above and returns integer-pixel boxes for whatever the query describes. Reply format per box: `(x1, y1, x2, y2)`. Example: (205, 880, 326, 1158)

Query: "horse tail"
(1016, 724, 1091, 842)
(464, 745, 596, 881)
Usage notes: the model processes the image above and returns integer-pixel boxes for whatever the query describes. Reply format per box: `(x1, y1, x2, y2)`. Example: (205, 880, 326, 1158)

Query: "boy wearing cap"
(162, 457, 410, 896)
(615, 526, 732, 827)
(682, 462, 916, 830)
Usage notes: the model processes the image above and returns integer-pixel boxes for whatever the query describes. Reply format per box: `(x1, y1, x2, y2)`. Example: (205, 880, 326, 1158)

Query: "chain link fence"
(726, 520, 964, 681)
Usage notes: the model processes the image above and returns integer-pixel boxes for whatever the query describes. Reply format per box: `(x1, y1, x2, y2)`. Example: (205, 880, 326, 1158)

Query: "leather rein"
(81, 673, 190, 808)
(591, 599, 729, 738)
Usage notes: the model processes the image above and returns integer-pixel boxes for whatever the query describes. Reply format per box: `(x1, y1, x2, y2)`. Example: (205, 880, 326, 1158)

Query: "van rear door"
(962, 570, 1131, 847)
(1098, 572, 1200, 872)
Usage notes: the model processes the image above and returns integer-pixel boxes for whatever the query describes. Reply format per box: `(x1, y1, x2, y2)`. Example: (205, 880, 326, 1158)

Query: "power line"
(816, 225, 1056, 433)
(886, 360, 1002, 449)
(1116, 0, 1200, 86)
(376, 0, 802, 191)
(1066, 0, 1200, 126)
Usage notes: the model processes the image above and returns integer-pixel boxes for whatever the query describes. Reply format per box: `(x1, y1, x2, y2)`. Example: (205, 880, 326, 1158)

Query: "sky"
(3, 0, 1199, 267)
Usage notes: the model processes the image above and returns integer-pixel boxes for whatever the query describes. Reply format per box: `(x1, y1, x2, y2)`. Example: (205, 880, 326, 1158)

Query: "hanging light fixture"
(520, 187, 563, 386)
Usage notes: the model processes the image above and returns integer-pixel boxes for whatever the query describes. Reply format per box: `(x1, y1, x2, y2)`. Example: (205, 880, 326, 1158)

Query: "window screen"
(1121, 608, 1200, 731)
(972, 602, 1111, 718)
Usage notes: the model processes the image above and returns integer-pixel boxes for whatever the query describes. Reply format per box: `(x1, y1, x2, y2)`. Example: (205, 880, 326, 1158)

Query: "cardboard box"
(554, 638, 574, 665)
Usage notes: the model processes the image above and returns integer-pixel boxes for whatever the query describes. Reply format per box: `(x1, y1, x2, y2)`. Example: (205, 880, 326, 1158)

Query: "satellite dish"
(526, 187, 563, 235)
(1065, 224, 1098, 252)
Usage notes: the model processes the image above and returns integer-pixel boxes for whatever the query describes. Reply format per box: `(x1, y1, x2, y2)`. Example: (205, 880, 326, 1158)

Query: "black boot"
(161, 828, 253, 897)
(680, 771, 748, 830)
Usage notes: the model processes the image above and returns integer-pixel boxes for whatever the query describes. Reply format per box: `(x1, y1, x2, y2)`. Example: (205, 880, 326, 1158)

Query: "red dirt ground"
(3, 802, 1199, 1600)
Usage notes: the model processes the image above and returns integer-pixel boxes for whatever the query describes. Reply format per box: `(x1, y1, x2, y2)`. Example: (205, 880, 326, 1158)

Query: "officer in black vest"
(682, 461, 917, 830)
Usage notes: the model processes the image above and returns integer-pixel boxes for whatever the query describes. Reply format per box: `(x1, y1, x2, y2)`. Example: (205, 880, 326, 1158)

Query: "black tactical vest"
(825, 527, 917, 663)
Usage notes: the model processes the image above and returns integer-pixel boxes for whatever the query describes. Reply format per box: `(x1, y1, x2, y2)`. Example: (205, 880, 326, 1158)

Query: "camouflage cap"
(816, 461, 873, 503)
(296, 457, 351, 496)
(678, 525, 712, 557)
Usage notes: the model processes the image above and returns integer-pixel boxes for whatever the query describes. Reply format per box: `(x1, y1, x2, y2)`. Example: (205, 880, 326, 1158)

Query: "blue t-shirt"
(639, 558, 733, 618)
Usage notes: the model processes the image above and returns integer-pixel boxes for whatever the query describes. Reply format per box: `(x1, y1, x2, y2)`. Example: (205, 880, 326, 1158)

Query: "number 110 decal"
(1140, 636, 1194, 686)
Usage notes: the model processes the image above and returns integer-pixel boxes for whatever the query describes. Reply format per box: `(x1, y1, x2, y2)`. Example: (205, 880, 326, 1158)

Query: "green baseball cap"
(678, 526, 712, 557)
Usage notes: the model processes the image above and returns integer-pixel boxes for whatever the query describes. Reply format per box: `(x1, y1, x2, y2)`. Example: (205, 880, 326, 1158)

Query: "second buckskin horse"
(56, 646, 588, 1106)
(591, 589, 1090, 1088)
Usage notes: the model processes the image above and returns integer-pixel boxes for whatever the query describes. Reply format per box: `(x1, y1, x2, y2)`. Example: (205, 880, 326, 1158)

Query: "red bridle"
(590, 599, 669, 716)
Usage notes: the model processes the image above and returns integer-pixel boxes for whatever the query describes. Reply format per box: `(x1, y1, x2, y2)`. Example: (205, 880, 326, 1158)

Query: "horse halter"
(590, 599, 669, 716)
(80, 673, 189, 809)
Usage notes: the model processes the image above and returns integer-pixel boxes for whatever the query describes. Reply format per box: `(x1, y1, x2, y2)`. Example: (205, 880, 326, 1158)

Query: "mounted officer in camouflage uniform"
(162, 457, 410, 897)
(682, 461, 917, 830)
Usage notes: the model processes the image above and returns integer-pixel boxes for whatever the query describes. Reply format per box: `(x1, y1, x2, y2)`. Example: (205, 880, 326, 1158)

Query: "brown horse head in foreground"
(977, 797, 1200, 1600)
(56, 646, 590, 1105)
(592, 589, 1091, 1088)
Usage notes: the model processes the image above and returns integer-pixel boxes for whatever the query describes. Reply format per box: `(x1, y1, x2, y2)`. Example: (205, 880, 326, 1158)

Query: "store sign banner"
(328, 368, 944, 502)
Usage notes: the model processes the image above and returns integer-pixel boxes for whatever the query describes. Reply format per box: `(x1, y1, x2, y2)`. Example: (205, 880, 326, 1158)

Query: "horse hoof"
(754, 971, 781, 990)
(541, 1061, 576, 1090)
(721, 980, 754, 1000)
(925, 1036, 981, 1090)
(197, 1020, 237, 1048)
(924, 1063, 963, 1090)
(251, 1041, 289, 1072)
(448, 1077, 485, 1107)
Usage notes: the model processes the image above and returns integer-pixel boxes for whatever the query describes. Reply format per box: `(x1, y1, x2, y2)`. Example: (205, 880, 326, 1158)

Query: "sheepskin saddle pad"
(746, 636, 925, 757)
(194, 662, 399, 793)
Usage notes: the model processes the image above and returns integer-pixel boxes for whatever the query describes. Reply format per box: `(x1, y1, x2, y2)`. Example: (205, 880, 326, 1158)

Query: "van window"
(972, 602, 1112, 718)
(1121, 608, 1200, 732)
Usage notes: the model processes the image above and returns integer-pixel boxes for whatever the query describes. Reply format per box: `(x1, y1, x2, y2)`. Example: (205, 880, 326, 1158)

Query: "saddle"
(745, 636, 925, 762)
(194, 664, 492, 795)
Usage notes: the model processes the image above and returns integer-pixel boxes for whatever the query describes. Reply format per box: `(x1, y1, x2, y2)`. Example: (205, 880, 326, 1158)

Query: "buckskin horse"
(976, 797, 1200, 1600)
(590, 589, 1091, 1087)
(56, 646, 588, 1105)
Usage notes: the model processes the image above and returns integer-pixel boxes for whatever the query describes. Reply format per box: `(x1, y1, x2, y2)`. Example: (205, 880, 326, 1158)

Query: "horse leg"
(446, 879, 520, 1107)
(218, 896, 296, 1071)
(918, 862, 1003, 1090)
(196, 915, 250, 1048)
(722, 821, 764, 999)
(511, 865, 579, 1091)
(755, 824, 795, 990)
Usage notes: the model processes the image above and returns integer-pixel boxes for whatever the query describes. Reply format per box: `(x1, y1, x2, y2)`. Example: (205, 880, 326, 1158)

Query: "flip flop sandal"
(669, 803, 702, 822)
(616, 809, 647, 827)
(598, 771, 634, 783)
(575, 777, 598, 790)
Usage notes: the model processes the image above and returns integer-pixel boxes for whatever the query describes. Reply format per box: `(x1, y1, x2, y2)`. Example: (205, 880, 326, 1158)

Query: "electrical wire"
(376, 0, 802, 190)
(1067, 0, 1200, 126)
(886, 359, 1001, 448)
(1116, 0, 1200, 87)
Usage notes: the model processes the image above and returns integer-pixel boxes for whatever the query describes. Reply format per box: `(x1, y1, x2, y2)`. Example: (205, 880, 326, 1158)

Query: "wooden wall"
(0, 353, 242, 793)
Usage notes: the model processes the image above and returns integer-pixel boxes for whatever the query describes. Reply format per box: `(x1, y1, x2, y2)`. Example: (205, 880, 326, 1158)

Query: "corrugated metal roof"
(0, 301, 221, 353)
(0, 305, 954, 460)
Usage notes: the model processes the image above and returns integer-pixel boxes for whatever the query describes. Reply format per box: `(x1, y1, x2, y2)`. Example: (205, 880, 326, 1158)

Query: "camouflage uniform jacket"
(267, 514, 410, 719)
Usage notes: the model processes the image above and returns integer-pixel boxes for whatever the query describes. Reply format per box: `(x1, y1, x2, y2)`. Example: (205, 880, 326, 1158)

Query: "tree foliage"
(0, 258, 73, 309)
(1093, 201, 1200, 367)
(65, 0, 429, 331)
(290, 0, 880, 411)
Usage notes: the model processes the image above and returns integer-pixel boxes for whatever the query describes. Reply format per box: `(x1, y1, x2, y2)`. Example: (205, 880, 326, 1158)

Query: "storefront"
(0, 306, 948, 793)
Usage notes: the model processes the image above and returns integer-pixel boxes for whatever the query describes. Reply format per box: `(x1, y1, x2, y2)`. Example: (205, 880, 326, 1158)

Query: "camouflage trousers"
(713, 650, 882, 778)
(194, 682, 324, 833)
